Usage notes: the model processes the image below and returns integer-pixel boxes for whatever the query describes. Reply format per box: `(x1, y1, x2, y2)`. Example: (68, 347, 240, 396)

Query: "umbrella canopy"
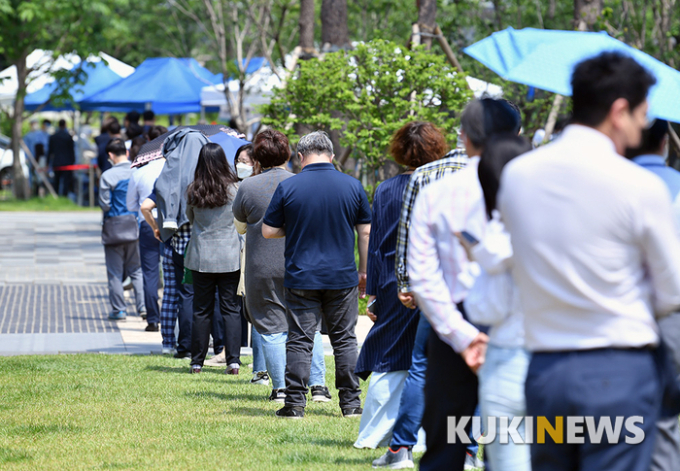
(132, 124, 245, 168)
(464, 27, 680, 123)
(80, 58, 222, 114)
(0, 50, 134, 108)
(24, 60, 126, 111)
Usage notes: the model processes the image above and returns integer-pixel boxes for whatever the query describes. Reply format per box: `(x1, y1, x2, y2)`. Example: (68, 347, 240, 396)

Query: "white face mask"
(236, 162, 254, 179)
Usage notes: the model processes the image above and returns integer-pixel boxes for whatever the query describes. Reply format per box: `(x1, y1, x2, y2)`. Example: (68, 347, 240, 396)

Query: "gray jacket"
(184, 185, 241, 273)
(155, 129, 210, 242)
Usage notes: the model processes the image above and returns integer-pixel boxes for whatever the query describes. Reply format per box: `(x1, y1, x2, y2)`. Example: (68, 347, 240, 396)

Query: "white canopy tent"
(0, 50, 135, 109)
(200, 63, 282, 126)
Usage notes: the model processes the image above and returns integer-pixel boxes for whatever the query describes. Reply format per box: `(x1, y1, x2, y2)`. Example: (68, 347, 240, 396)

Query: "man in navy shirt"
(263, 131, 371, 419)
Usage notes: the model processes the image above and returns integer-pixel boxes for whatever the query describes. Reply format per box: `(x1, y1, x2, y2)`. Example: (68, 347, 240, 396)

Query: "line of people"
(95, 50, 680, 471)
(362, 51, 680, 471)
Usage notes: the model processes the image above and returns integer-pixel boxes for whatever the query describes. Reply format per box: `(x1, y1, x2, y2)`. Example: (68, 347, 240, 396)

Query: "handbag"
(101, 214, 139, 246)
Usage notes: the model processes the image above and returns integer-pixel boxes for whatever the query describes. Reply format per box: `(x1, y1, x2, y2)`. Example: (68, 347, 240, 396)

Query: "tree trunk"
(574, 0, 603, 31)
(417, 0, 437, 49)
(299, 0, 315, 53)
(321, 0, 349, 51)
(11, 54, 30, 200)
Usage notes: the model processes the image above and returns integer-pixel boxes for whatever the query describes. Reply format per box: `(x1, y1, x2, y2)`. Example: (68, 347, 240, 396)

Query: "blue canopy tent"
(24, 60, 127, 112)
(464, 27, 680, 123)
(79, 57, 222, 114)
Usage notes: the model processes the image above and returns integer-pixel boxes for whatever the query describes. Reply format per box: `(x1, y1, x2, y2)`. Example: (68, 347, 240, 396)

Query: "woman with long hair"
(185, 143, 242, 374)
(462, 133, 533, 471)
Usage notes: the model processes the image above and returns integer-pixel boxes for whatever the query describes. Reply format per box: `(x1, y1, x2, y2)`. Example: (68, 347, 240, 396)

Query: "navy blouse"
(355, 173, 421, 380)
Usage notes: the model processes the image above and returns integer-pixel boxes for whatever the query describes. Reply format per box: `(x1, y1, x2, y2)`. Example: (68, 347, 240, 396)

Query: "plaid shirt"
(395, 148, 468, 292)
(171, 223, 192, 255)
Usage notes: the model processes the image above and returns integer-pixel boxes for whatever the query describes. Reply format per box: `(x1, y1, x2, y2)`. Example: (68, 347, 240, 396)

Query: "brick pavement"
(0, 211, 373, 356)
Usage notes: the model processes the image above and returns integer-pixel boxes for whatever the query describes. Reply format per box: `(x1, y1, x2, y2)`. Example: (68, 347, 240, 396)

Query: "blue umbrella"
(208, 132, 250, 170)
(464, 27, 680, 122)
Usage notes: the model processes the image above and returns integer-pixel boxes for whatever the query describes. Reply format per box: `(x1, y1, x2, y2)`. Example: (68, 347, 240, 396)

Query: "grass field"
(0, 354, 424, 470)
(0, 194, 97, 211)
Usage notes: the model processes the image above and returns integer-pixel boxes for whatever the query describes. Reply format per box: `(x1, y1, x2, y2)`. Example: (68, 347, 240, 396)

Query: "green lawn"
(0, 194, 97, 211)
(0, 354, 418, 470)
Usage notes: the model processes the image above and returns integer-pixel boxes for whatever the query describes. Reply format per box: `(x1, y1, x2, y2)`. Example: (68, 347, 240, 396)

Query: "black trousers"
(190, 270, 241, 367)
(172, 250, 193, 355)
(420, 329, 479, 471)
(284, 286, 361, 409)
(53, 170, 73, 196)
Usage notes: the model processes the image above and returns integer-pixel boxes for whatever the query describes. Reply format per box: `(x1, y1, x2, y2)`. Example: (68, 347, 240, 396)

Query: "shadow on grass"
(185, 391, 265, 402)
(12, 423, 82, 437)
(144, 365, 193, 374)
(0, 447, 32, 465)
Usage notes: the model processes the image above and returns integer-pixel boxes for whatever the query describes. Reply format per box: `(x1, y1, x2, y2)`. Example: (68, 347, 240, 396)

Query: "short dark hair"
(108, 120, 121, 135)
(234, 143, 253, 168)
(390, 121, 449, 168)
(42, 119, 51, 127)
(253, 130, 290, 168)
(58, 119, 67, 128)
(147, 125, 167, 141)
(125, 110, 140, 124)
(126, 123, 144, 141)
(625, 119, 669, 159)
(478, 133, 532, 219)
(129, 136, 148, 161)
(571, 52, 656, 127)
(461, 98, 522, 148)
(105, 138, 127, 157)
(100, 116, 118, 134)
(187, 143, 239, 208)
(142, 110, 155, 122)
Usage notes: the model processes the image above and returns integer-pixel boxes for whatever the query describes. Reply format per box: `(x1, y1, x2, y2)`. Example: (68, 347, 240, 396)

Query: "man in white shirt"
(408, 98, 521, 470)
(499, 52, 680, 471)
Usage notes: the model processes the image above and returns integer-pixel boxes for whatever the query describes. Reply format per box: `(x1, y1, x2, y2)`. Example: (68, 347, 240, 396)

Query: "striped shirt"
(395, 149, 468, 292)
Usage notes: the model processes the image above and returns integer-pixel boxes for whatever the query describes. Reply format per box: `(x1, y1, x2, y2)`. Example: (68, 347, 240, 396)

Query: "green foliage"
(263, 40, 472, 169)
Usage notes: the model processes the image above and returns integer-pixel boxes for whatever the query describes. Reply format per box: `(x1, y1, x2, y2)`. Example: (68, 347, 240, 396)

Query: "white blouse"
(464, 211, 524, 349)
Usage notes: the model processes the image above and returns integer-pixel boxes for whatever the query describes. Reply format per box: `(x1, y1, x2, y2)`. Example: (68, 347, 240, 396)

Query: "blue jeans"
(391, 312, 429, 447)
(138, 221, 160, 324)
(478, 345, 531, 471)
(251, 326, 266, 373)
(392, 314, 480, 457)
(261, 331, 326, 390)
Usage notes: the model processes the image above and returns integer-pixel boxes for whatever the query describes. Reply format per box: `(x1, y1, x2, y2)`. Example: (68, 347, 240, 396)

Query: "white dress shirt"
(126, 159, 165, 220)
(465, 211, 524, 349)
(408, 157, 484, 353)
(499, 125, 680, 352)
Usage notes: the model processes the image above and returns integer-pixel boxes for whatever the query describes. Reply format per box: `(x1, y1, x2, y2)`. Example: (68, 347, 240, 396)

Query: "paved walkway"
(0, 211, 373, 356)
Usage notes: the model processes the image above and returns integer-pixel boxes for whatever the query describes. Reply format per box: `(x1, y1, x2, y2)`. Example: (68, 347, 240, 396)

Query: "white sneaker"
(250, 371, 269, 386)
(204, 350, 226, 366)
(161, 348, 176, 355)
(464, 452, 484, 470)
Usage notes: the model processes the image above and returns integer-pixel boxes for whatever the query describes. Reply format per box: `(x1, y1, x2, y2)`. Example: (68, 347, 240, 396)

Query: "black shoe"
(145, 323, 159, 332)
(275, 405, 305, 419)
(269, 389, 286, 403)
(173, 351, 191, 359)
(310, 385, 332, 403)
(341, 407, 363, 418)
